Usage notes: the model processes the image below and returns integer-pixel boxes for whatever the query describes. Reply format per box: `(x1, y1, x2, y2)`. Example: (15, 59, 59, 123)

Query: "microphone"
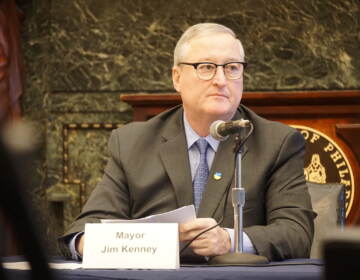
(210, 119, 250, 141)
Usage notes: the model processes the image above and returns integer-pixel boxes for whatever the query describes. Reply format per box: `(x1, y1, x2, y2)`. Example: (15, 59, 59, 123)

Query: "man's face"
(172, 33, 244, 122)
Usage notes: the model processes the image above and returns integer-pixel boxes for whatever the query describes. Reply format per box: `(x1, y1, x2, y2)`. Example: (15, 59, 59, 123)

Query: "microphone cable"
(180, 122, 254, 256)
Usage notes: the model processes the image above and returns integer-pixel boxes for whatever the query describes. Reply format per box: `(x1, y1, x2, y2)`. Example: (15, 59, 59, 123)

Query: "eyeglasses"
(178, 62, 247, 80)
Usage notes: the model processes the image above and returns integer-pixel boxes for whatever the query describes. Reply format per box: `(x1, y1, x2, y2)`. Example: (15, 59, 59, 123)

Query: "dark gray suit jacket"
(61, 104, 315, 261)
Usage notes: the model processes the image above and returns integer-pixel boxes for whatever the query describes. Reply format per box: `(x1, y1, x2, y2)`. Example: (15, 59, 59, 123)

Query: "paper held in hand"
(82, 223, 179, 269)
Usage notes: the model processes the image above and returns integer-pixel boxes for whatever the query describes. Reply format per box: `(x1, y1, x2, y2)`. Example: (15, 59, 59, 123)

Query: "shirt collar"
(183, 113, 220, 152)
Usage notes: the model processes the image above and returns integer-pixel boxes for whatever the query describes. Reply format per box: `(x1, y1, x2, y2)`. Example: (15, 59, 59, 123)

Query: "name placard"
(82, 223, 179, 269)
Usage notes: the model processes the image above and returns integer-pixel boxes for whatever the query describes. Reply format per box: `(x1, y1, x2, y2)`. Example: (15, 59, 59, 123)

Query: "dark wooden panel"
(120, 90, 360, 224)
(336, 124, 360, 165)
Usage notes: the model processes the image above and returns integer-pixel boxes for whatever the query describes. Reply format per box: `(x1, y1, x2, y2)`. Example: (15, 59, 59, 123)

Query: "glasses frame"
(178, 61, 248, 80)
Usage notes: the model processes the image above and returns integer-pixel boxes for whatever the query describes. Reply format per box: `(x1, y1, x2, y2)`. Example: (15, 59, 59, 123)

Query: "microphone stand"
(209, 131, 269, 265)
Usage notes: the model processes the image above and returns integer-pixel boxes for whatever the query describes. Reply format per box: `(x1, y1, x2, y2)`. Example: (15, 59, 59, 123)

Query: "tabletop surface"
(2, 257, 324, 280)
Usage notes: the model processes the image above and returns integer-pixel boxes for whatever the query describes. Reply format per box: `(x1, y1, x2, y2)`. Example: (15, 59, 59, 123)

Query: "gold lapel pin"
(213, 172, 222, 180)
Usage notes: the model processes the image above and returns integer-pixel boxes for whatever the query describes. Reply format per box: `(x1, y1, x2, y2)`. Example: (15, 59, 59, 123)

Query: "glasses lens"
(224, 63, 244, 79)
(196, 63, 216, 80)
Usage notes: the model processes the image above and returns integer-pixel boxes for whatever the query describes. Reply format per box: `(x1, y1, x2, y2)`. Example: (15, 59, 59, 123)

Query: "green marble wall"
(20, 0, 360, 253)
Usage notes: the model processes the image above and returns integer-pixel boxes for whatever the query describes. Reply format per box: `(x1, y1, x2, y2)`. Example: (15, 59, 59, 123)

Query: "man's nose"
(212, 66, 227, 86)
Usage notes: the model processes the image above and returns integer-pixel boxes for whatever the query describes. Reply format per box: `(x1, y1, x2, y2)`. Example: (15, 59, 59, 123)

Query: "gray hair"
(173, 23, 245, 66)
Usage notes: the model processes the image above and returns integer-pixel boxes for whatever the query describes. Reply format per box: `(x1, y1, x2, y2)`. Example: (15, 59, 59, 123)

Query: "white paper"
(1, 262, 30, 270)
(2, 261, 82, 270)
(50, 262, 82, 269)
(101, 205, 196, 224)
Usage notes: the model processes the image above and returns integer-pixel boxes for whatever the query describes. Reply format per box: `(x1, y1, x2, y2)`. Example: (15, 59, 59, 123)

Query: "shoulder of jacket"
(111, 105, 182, 136)
(239, 104, 298, 135)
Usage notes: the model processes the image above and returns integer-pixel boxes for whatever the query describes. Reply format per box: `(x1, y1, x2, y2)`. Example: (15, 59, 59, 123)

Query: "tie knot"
(195, 138, 209, 155)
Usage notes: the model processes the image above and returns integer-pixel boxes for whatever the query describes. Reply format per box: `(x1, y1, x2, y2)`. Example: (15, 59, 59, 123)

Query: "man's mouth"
(209, 93, 228, 99)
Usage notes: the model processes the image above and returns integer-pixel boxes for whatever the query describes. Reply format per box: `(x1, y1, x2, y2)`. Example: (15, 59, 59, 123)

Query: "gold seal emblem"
(292, 125, 355, 217)
(305, 154, 327, 183)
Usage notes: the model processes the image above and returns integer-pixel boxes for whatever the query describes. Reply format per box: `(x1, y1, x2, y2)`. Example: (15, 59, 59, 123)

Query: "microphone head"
(233, 119, 250, 127)
(210, 120, 229, 141)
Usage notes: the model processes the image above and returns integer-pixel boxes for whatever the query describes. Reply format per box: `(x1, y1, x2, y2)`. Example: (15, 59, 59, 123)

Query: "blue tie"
(193, 138, 209, 211)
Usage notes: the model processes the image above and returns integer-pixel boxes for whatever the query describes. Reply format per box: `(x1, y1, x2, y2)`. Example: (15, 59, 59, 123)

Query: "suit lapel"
(159, 108, 193, 208)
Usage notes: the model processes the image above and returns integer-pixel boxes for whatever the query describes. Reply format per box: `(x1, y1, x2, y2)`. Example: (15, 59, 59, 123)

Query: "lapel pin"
(213, 172, 222, 180)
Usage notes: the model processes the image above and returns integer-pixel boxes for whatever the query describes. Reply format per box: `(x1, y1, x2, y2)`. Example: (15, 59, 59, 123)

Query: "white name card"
(82, 223, 179, 269)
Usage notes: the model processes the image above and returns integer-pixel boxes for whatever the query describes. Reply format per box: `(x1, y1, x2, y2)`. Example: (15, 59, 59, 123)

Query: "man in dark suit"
(61, 23, 315, 261)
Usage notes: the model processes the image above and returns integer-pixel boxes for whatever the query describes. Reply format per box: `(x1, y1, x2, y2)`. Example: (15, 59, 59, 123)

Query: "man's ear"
(172, 66, 181, 92)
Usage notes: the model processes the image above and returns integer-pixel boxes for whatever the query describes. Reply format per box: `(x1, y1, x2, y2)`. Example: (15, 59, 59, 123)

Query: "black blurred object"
(323, 228, 360, 279)
(0, 122, 53, 279)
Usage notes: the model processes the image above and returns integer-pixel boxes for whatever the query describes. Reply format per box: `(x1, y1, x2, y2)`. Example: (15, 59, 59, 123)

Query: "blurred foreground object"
(323, 227, 360, 279)
(0, 121, 53, 279)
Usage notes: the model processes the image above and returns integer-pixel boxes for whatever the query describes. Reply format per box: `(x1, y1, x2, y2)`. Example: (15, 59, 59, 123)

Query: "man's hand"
(76, 234, 85, 256)
(179, 218, 231, 256)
